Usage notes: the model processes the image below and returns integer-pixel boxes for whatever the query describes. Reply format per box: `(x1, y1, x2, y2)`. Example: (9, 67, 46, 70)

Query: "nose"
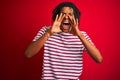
(64, 14, 69, 19)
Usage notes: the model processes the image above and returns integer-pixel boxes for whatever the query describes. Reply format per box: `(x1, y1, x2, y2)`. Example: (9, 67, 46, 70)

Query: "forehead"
(61, 7, 74, 13)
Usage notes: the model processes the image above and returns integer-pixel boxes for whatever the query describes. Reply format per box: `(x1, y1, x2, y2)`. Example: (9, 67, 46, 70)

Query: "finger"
(58, 13, 63, 21)
(76, 18, 78, 26)
(60, 14, 65, 22)
(55, 14, 58, 21)
(68, 16, 74, 24)
(58, 13, 65, 22)
(73, 16, 76, 25)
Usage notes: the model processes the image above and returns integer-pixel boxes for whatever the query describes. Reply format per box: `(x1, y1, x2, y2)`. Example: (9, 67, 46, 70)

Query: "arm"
(78, 32, 103, 63)
(25, 30, 51, 58)
(69, 17, 103, 63)
(25, 13, 65, 58)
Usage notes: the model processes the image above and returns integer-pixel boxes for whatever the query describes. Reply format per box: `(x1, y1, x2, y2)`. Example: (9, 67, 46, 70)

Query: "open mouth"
(62, 22, 71, 30)
(63, 22, 70, 25)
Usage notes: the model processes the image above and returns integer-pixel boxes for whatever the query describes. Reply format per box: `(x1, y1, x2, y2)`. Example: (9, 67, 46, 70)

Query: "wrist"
(77, 31, 84, 38)
(46, 29, 52, 37)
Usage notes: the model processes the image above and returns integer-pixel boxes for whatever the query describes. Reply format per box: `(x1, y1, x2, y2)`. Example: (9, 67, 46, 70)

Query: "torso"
(42, 32, 85, 79)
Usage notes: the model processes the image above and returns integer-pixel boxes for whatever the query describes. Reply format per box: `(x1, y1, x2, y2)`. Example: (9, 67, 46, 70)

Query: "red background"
(0, 0, 120, 80)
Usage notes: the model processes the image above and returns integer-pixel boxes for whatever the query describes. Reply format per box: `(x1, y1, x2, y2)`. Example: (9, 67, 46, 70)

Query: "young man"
(25, 2, 103, 80)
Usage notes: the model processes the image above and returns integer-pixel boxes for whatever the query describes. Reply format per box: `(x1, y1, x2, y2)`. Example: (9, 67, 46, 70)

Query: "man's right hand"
(49, 13, 65, 35)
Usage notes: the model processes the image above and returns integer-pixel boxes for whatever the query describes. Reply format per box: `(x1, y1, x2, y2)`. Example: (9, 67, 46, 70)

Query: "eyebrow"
(61, 12, 73, 15)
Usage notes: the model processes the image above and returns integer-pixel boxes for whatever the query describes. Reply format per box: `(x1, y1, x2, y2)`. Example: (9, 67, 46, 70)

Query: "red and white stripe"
(33, 26, 94, 80)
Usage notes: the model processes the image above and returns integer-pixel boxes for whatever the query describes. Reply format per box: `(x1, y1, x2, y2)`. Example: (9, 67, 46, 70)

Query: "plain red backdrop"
(0, 0, 120, 80)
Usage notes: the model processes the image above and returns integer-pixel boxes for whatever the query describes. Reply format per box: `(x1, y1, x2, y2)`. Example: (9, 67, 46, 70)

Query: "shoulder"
(81, 31, 87, 35)
(37, 26, 51, 33)
(81, 31, 90, 38)
(40, 25, 51, 31)
(35, 25, 51, 35)
(81, 31, 86, 34)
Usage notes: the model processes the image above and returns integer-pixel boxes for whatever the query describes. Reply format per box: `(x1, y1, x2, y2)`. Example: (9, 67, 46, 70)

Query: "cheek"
(69, 16, 74, 20)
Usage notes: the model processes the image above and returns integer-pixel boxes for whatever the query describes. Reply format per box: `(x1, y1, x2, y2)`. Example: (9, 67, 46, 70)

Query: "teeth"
(63, 23, 70, 25)
(63, 22, 69, 23)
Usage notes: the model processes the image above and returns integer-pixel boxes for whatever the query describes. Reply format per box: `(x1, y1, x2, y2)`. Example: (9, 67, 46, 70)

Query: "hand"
(49, 13, 65, 35)
(69, 16, 81, 36)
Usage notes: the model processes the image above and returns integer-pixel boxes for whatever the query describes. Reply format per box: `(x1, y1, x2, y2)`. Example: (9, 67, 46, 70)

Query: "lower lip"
(62, 24, 70, 30)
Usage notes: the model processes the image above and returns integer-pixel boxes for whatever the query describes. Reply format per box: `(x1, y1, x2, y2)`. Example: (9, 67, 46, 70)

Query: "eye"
(61, 12, 65, 15)
(69, 13, 73, 16)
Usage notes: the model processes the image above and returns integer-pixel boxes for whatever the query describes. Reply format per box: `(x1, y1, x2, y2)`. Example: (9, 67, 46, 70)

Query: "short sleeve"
(32, 26, 50, 42)
(81, 31, 95, 51)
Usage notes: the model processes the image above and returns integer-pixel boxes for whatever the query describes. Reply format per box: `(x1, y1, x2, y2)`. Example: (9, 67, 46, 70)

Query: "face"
(60, 7, 74, 33)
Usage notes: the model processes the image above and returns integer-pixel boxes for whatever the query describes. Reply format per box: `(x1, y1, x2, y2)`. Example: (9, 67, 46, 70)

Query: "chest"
(45, 33, 84, 50)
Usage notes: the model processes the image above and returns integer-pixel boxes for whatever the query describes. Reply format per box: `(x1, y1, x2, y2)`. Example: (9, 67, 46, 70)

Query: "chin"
(61, 26, 71, 33)
(63, 30, 69, 33)
(62, 28, 70, 33)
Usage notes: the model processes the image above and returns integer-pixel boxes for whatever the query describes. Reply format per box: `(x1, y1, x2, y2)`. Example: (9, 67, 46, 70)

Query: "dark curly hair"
(52, 2, 81, 25)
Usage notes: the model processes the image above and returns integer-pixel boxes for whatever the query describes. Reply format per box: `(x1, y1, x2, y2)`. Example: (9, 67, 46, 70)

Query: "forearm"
(25, 30, 51, 58)
(78, 32, 103, 63)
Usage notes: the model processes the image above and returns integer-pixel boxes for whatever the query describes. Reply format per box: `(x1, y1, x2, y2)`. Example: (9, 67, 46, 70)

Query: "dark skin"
(25, 7, 103, 63)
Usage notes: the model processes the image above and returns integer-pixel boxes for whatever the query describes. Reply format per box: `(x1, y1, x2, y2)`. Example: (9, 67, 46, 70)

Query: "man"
(25, 2, 103, 80)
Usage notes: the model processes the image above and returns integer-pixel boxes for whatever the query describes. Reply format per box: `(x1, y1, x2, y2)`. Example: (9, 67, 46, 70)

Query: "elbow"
(94, 50, 103, 63)
(24, 51, 33, 58)
(25, 54, 32, 58)
(96, 56, 103, 63)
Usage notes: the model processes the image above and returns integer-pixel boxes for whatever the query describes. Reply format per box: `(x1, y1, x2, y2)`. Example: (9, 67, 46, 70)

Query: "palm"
(50, 13, 65, 34)
(69, 18, 80, 35)
(51, 21, 61, 33)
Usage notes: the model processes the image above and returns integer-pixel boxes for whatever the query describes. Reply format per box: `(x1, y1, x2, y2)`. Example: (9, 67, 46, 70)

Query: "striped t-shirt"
(33, 26, 94, 80)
